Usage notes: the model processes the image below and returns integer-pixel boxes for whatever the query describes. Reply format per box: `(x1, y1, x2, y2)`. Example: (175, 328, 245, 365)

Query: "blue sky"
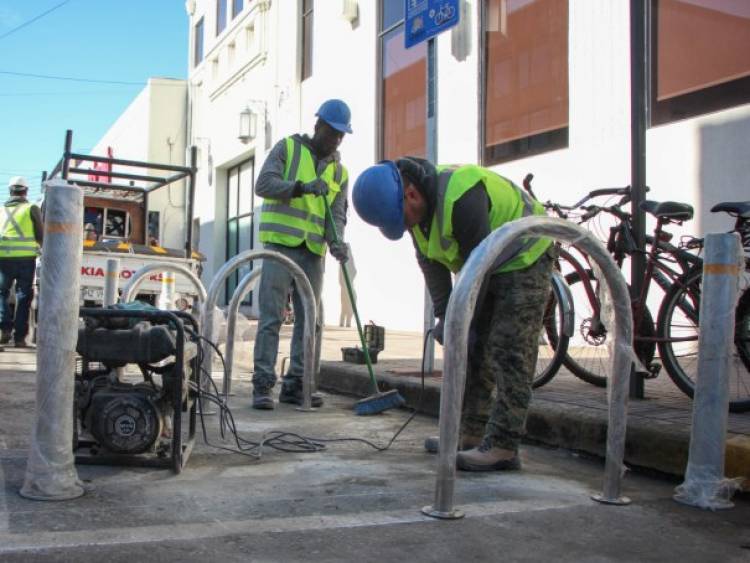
(0, 1, 188, 200)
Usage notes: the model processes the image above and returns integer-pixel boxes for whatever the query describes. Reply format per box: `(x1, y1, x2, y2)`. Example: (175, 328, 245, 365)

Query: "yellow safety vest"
(411, 164, 550, 274)
(0, 202, 39, 258)
(259, 137, 347, 256)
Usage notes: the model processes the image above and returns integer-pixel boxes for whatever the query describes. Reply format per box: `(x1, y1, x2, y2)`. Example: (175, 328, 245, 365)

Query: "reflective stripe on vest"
(259, 137, 347, 256)
(0, 203, 39, 258)
(411, 164, 550, 274)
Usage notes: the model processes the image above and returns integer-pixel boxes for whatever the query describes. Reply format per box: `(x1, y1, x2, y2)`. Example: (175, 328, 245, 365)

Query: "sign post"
(405, 1, 459, 371)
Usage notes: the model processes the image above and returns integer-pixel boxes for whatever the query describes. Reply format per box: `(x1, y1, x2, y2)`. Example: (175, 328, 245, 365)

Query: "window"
(301, 0, 314, 81)
(216, 0, 227, 35)
(651, 0, 750, 125)
(379, 0, 427, 160)
(232, 0, 243, 18)
(481, 0, 569, 165)
(194, 17, 204, 66)
(147, 211, 160, 246)
(226, 159, 255, 305)
(105, 209, 129, 238)
(84, 207, 104, 238)
(84, 207, 130, 240)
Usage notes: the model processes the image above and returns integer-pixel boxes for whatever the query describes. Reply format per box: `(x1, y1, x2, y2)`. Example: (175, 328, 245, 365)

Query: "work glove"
(329, 241, 349, 263)
(299, 179, 329, 197)
(433, 317, 445, 345)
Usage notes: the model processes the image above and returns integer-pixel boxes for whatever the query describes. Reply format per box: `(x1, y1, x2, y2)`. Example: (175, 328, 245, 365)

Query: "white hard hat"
(8, 176, 29, 190)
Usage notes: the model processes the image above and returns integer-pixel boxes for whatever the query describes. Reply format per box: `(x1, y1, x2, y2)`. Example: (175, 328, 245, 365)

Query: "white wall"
(186, 0, 750, 330)
(90, 78, 188, 250)
(147, 78, 188, 250)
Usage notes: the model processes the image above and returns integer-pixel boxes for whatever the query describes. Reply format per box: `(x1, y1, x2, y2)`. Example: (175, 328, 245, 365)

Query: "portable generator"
(74, 307, 199, 473)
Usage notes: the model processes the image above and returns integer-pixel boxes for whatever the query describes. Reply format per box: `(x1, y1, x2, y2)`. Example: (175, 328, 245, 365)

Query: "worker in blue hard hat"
(251, 99, 352, 410)
(353, 157, 554, 471)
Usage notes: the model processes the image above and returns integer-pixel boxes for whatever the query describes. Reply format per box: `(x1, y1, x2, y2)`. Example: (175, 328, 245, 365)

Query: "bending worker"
(0, 177, 43, 348)
(252, 99, 351, 409)
(353, 158, 552, 471)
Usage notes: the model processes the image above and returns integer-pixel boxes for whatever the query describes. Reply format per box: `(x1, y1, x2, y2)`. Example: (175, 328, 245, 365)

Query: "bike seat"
(711, 201, 750, 218)
(640, 200, 694, 221)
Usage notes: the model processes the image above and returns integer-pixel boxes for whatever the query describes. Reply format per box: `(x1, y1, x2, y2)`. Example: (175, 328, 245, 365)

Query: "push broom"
(323, 196, 405, 415)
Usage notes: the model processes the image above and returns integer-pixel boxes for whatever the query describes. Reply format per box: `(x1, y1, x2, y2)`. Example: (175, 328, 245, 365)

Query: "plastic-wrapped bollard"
(20, 180, 85, 501)
(674, 233, 744, 510)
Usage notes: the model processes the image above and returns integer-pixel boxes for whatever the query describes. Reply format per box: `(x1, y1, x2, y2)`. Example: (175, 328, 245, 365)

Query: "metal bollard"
(20, 180, 85, 501)
(157, 271, 177, 310)
(103, 258, 120, 306)
(422, 217, 635, 519)
(121, 262, 207, 305)
(223, 268, 262, 398)
(201, 250, 317, 411)
(674, 233, 744, 510)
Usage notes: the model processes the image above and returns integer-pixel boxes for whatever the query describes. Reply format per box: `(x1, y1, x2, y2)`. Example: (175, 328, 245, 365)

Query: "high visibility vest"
(411, 164, 550, 274)
(0, 202, 39, 258)
(259, 137, 347, 256)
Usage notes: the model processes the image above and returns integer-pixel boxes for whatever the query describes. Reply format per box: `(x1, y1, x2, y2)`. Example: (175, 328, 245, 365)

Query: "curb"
(319, 361, 749, 491)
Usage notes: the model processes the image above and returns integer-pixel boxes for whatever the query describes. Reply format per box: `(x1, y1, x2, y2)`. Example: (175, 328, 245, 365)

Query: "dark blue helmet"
(352, 161, 405, 240)
(315, 99, 353, 134)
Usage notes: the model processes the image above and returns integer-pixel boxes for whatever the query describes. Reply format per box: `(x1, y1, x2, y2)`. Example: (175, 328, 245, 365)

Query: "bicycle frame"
(632, 217, 702, 346)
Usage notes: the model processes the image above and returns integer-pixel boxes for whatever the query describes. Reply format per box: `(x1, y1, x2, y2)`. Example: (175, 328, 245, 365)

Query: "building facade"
(88, 77, 189, 251)
(185, 0, 750, 329)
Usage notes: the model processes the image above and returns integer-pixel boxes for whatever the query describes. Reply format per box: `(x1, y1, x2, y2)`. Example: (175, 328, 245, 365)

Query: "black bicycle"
(525, 175, 750, 411)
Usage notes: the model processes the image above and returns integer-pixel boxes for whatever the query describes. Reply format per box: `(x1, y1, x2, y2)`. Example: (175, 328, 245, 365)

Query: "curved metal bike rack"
(222, 267, 263, 398)
(422, 216, 635, 520)
(202, 250, 317, 411)
(121, 262, 207, 305)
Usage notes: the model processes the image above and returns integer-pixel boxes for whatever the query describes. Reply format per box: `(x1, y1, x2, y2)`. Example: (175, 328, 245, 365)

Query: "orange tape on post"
(704, 263, 740, 276)
(45, 222, 79, 234)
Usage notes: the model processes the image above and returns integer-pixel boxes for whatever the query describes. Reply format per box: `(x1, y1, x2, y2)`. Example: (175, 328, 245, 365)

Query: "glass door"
(225, 158, 255, 305)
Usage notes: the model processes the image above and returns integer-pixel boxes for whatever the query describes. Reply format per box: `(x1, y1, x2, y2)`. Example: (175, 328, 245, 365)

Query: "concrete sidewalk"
(0, 345, 748, 561)
(311, 326, 750, 489)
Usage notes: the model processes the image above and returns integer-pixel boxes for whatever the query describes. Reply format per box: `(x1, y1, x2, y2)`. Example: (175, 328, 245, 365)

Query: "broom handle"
(323, 196, 380, 393)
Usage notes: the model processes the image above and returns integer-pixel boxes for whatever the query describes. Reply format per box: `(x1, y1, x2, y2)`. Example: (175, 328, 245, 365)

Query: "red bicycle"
(524, 174, 750, 412)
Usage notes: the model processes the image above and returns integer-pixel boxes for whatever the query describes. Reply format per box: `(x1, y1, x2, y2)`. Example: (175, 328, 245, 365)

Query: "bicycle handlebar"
(572, 187, 630, 208)
(522, 176, 650, 222)
(522, 173, 537, 200)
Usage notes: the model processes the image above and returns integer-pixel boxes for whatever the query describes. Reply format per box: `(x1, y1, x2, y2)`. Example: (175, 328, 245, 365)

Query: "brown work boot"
(424, 434, 482, 454)
(456, 445, 521, 471)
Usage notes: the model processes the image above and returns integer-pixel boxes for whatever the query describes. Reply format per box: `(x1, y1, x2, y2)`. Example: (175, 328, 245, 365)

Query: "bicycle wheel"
(563, 270, 655, 387)
(533, 279, 569, 389)
(657, 267, 750, 412)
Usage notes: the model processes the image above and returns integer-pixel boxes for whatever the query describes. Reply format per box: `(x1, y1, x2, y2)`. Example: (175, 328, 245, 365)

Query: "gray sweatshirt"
(255, 134, 347, 245)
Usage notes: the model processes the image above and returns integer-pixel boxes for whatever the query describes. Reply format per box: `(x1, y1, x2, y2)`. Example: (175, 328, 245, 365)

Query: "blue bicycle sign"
(405, 0, 460, 48)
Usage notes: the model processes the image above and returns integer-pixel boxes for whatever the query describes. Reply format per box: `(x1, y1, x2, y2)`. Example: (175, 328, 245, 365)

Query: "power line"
(0, 69, 145, 85)
(0, 90, 138, 97)
(0, 169, 42, 174)
(0, 0, 72, 41)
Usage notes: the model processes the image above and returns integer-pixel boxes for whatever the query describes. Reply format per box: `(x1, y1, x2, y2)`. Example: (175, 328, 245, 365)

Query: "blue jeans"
(0, 258, 36, 341)
(253, 243, 323, 391)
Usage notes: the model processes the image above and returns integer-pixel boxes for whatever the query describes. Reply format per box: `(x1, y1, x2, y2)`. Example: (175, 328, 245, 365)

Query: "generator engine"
(78, 376, 167, 455)
(74, 309, 198, 472)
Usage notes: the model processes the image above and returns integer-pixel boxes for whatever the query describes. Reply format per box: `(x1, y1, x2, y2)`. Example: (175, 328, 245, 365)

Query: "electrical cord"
(185, 327, 432, 460)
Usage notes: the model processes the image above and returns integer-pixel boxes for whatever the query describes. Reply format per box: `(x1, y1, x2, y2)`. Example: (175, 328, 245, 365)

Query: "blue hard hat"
(352, 161, 405, 240)
(315, 99, 353, 134)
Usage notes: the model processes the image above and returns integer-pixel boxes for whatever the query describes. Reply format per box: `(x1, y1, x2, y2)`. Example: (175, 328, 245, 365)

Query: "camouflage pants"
(461, 249, 553, 451)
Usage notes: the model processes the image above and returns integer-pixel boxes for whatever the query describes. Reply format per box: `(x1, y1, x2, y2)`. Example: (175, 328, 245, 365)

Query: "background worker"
(0, 177, 43, 348)
(352, 157, 552, 471)
(252, 99, 351, 410)
(338, 243, 356, 328)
